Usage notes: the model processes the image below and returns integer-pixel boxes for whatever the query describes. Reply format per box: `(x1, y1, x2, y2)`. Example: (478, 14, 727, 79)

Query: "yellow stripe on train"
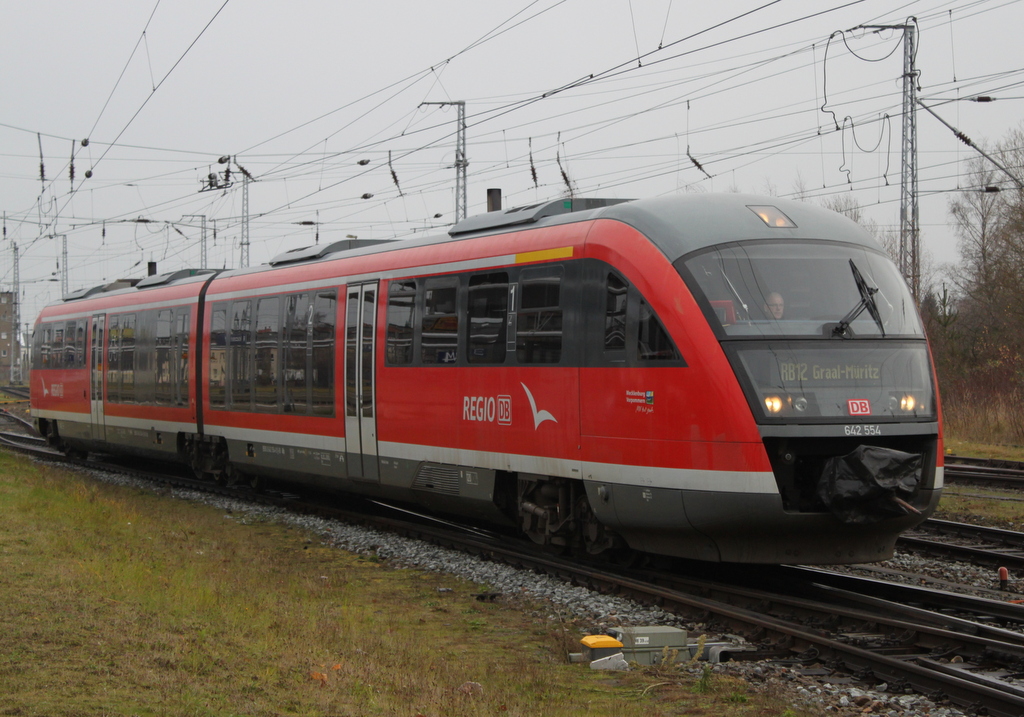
(515, 246, 574, 263)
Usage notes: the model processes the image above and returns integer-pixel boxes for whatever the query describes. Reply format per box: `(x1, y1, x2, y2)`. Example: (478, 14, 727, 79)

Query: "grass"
(944, 437, 1024, 463)
(934, 484, 1024, 529)
(0, 451, 817, 717)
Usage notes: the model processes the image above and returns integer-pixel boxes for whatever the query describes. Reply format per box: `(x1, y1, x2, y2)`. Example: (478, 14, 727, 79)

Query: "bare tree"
(819, 194, 898, 261)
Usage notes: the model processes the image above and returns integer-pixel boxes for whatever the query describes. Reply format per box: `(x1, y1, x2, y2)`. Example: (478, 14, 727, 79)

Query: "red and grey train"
(30, 194, 942, 563)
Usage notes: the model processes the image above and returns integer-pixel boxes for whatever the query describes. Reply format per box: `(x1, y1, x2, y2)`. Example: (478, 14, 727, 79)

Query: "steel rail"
(1, 385, 30, 400)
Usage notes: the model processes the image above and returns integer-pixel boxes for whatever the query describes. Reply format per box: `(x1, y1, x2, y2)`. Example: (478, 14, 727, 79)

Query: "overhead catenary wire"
(6, 0, 1022, 313)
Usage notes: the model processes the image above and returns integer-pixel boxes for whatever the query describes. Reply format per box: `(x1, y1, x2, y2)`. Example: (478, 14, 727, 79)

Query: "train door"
(89, 314, 105, 441)
(344, 282, 379, 482)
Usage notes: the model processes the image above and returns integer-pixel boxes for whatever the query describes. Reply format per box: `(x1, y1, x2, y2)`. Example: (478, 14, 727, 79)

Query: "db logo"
(847, 399, 871, 416)
(497, 396, 512, 425)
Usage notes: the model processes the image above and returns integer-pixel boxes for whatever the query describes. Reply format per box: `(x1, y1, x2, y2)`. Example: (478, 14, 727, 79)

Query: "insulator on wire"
(389, 151, 402, 196)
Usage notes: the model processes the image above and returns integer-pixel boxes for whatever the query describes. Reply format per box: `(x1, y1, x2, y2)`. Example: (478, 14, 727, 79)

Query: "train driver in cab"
(763, 291, 784, 319)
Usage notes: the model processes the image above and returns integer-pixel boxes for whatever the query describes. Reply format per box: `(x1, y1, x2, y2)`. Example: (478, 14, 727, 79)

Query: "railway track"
(3, 436, 1024, 715)
(945, 454, 1024, 489)
(900, 519, 1024, 575)
(1, 385, 30, 401)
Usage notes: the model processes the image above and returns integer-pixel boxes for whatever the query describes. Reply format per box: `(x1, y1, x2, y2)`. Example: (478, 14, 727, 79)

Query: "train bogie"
(30, 194, 942, 564)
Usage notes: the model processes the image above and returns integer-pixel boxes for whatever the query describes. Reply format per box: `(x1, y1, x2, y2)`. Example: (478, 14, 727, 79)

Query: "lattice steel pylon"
(240, 171, 250, 268)
(60, 234, 68, 298)
(11, 242, 18, 383)
(421, 101, 468, 222)
(899, 22, 919, 301)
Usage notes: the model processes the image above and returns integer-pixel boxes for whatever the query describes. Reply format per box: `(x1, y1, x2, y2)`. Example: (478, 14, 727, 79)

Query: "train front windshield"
(679, 241, 935, 423)
(680, 241, 922, 339)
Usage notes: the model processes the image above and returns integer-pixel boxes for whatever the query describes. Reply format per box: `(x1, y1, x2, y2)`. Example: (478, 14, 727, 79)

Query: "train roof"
(596, 193, 880, 262)
(52, 193, 879, 307)
(56, 269, 217, 305)
(265, 193, 880, 269)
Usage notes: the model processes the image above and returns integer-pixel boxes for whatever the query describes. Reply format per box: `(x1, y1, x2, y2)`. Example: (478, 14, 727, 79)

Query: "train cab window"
(229, 300, 253, 410)
(422, 278, 458, 364)
(209, 306, 227, 408)
(468, 272, 508, 364)
(283, 293, 310, 413)
(254, 296, 281, 412)
(605, 273, 627, 356)
(587, 265, 683, 367)
(155, 310, 173, 405)
(311, 291, 336, 416)
(637, 298, 680, 361)
(386, 280, 416, 365)
(517, 267, 562, 364)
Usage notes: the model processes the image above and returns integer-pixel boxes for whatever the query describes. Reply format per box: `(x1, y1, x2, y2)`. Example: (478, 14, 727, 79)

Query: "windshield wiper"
(832, 259, 885, 338)
(720, 268, 749, 320)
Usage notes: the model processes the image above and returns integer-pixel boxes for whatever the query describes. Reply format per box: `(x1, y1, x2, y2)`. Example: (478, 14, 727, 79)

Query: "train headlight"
(884, 391, 917, 413)
(793, 396, 808, 412)
(748, 204, 797, 228)
(888, 393, 918, 413)
(764, 395, 784, 414)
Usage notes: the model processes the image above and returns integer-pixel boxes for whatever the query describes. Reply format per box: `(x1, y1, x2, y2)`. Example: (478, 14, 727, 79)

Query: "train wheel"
(248, 473, 266, 493)
(64, 445, 88, 460)
(576, 496, 618, 556)
(223, 464, 243, 487)
(193, 467, 216, 483)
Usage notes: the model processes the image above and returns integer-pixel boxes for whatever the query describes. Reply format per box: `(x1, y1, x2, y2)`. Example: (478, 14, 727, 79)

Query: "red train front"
(30, 194, 942, 563)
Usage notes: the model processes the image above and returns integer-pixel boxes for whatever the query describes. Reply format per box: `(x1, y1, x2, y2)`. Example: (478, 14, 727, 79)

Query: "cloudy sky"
(2, 0, 1022, 327)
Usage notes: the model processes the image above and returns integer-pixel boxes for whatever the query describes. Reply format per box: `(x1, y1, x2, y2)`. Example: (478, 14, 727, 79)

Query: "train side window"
(32, 326, 44, 370)
(107, 316, 120, 403)
(62, 321, 76, 367)
(605, 273, 627, 357)
(422, 277, 458, 364)
(136, 311, 157, 405)
(386, 279, 416, 365)
(283, 293, 310, 413)
(229, 300, 253, 411)
(43, 325, 54, 369)
(517, 267, 562, 364)
(209, 306, 227, 408)
(120, 314, 137, 403)
(468, 272, 508, 364)
(255, 296, 281, 412)
(75, 321, 86, 369)
(155, 310, 173, 405)
(311, 291, 337, 416)
(637, 298, 681, 361)
(51, 326, 64, 369)
(175, 310, 190, 407)
(63, 321, 77, 368)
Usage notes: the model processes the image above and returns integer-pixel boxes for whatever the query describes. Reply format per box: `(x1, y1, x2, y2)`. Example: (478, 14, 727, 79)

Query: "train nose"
(816, 445, 923, 524)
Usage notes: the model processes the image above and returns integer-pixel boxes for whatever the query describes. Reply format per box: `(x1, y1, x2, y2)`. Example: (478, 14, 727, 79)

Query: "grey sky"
(2, 0, 1022, 326)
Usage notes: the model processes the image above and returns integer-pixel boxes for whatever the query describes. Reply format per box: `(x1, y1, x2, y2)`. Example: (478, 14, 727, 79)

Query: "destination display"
(778, 361, 881, 383)
(733, 343, 935, 420)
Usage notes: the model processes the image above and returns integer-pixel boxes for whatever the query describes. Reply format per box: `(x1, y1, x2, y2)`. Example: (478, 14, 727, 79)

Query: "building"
(0, 291, 21, 384)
